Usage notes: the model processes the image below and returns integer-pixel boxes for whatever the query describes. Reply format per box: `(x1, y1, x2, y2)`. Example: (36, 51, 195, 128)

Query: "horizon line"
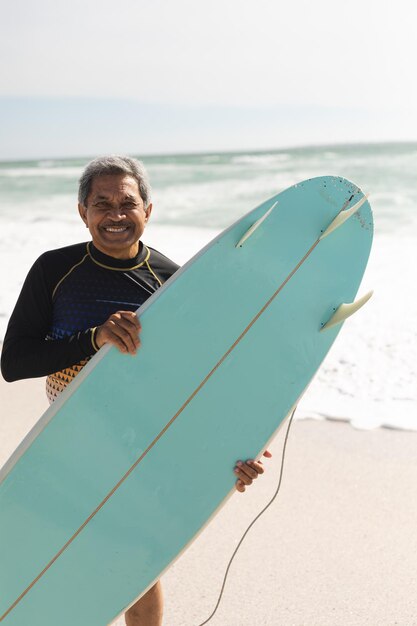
(1, 139, 417, 166)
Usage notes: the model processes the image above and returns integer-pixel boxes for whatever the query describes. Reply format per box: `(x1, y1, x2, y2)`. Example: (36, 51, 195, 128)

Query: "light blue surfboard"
(0, 176, 373, 625)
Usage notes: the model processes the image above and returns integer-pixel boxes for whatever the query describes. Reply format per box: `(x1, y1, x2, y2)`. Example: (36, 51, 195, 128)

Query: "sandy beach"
(1, 375, 416, 626)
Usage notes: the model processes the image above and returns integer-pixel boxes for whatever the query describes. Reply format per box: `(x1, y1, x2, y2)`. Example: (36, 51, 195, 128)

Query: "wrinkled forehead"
(88, 174, 141, 202)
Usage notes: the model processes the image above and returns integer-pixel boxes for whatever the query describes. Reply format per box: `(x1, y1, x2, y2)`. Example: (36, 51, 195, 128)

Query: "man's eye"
(123, 203, 137, 210)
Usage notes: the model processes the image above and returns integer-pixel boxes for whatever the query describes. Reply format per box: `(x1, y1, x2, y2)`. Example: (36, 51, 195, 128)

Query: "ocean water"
(0, 143, 416, 431)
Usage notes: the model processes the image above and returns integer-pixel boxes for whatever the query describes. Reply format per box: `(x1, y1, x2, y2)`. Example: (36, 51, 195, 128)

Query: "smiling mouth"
(101, 225, 131, 233)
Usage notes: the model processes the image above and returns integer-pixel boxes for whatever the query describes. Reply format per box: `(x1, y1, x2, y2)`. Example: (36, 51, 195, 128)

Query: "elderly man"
(1, 155, 270, 626)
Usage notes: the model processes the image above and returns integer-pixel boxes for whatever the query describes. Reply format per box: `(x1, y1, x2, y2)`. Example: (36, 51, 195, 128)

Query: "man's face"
(78, 174, 152, 259)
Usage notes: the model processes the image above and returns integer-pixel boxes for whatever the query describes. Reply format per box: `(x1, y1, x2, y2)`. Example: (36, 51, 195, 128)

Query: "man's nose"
(108, 206, 126, 220)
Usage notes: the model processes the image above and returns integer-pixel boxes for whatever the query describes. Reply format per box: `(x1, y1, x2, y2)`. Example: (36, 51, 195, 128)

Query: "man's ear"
(78, 203, 88, 226)
(144, 203, 153, 222)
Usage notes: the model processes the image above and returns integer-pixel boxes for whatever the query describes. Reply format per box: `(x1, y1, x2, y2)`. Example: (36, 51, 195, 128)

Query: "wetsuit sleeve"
(1, 257, 97, 382)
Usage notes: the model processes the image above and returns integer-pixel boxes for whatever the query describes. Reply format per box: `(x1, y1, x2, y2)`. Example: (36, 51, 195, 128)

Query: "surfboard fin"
(320, 291, 373, 331)
(235, 201, 278, 247)
(319, 194, 369, 240)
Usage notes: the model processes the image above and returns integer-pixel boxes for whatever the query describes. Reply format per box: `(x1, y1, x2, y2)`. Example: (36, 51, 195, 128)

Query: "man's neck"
(91, 241, 140, 260)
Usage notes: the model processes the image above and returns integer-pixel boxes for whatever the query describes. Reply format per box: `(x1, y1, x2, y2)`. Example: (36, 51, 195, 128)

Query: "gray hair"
(78, 155, 152, 207)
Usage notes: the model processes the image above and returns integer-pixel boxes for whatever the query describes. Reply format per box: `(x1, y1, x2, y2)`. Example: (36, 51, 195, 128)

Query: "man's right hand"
(95, 311, 141, 355)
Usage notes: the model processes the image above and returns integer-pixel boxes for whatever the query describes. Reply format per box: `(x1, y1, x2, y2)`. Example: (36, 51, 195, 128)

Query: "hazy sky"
(1, 0, 416, 158)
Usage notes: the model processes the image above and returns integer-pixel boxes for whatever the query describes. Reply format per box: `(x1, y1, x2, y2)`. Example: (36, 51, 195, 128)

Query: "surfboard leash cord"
(196, 405, 297, 626)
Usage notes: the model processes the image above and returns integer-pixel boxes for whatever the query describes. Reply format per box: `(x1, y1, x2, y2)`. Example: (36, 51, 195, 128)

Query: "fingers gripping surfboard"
(0, 176, 373, 626)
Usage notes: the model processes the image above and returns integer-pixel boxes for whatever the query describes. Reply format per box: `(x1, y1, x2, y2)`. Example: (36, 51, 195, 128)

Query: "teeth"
(105, 227, 127, 232)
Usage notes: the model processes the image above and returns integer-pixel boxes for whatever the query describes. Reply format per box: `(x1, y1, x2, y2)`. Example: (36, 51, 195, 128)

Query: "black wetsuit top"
(1, 241, 179, 402)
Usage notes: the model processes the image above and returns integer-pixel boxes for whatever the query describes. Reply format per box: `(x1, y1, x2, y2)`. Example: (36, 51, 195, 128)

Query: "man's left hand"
(234, 450, 272, 493)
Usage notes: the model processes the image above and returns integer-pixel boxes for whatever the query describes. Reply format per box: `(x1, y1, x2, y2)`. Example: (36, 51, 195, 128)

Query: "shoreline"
(1, 226, 416, 434)
(1, 368, 416, 440)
